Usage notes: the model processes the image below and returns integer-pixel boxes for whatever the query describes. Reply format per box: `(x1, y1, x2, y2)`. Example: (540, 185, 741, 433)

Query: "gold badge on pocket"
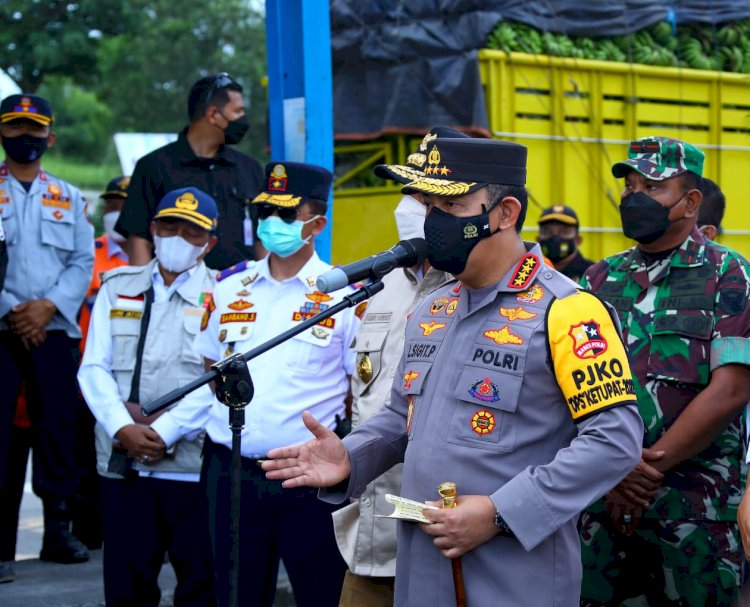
(357, 353, 373, 383)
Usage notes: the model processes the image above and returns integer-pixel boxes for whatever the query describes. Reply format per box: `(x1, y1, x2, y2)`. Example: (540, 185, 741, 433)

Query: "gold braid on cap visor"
(252, 192, 303, 208)
(403, 177, 476, 196)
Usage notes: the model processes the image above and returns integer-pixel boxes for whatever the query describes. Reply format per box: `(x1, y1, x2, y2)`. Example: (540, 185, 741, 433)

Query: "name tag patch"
(221, 312, 257, 323)
(110, 309, 142, 320)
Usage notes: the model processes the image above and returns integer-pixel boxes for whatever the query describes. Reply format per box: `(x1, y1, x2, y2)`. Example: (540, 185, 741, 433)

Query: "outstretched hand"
(261, 411, 351, 489)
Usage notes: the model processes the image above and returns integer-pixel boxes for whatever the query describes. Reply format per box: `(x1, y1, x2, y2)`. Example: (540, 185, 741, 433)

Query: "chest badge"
(430, 297, 449, 315)
(568, 320, 608, 359)
(471, 410, 496, 435)
(516, 284, 544, 304)
(446, 298, 459, 315)
(357, 354, 373, 383)
(218, 329, 227, 343)
(228, 299, 253, 311)
(311, 326, 329, 340)
(483, 325, 524, 346)
(419, 321, 446, 336)
(406, 395, 415, 433)
(499, 306, 537, 321)
(468, 377, 500, 403)
(241, 272, 258, 287)
(403, 370, 420, 390)
(236, 289, 251, 297)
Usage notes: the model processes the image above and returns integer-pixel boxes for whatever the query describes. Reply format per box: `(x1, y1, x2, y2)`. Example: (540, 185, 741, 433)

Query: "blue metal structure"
(265, 0, 334, 262)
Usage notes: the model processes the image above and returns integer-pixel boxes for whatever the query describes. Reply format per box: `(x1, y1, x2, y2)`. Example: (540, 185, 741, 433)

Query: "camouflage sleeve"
(579, 260, 608, 292)
(710, 252, 750, 370)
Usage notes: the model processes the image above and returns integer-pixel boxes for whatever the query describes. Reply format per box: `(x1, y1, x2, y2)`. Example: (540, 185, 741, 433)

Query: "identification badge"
(243, 216, 254, 246)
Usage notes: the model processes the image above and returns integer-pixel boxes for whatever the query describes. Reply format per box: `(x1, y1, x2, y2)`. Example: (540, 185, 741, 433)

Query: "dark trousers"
(100, 475, 216, 607)
(0, 331, 81, 498)
(0, 424, 31, 561)
(202, 438, 346, 607)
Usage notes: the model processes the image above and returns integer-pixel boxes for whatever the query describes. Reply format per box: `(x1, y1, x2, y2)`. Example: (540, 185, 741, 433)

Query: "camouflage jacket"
(581, 228, 750, 522)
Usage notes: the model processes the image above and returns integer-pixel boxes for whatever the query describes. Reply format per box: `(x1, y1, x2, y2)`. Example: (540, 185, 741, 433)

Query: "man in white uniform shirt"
(194, 161, 359, 607)
(78, 186, 218, 607)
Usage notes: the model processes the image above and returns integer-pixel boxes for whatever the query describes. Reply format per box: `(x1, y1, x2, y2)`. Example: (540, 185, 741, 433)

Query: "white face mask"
(153, 235, 207, 274)
(394, 195, 426, 241)
(103, 211, 126, 243)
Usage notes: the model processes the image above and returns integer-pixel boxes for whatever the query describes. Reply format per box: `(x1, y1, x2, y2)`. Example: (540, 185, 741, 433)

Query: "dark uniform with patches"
(580, 231, 750, 606)
(323, 244, 644, 606)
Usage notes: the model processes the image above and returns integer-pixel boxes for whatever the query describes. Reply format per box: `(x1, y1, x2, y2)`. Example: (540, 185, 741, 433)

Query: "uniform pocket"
(111, 319, 139, 372)
(0, 202, 16, 244)
(446, 367, 523, 452)
(285, 327, 334, 375)
(647, 312, 712, 385)
(181, 312, 203, 364)
(353, 328, 389, 395)
(40, 205, 75, 251)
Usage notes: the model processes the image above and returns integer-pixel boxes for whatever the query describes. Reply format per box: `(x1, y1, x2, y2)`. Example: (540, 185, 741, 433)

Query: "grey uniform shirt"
(323, 243, 644, 607)
(333, 265, 450, 577)
(0, 165, 93, 337)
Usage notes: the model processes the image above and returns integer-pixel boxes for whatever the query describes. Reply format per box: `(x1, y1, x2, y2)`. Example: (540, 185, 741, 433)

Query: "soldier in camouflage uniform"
(579, 137, 750, 606)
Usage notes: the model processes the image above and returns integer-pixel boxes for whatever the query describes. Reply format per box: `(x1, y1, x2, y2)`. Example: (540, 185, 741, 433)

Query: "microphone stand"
(141, 280, 385, 607)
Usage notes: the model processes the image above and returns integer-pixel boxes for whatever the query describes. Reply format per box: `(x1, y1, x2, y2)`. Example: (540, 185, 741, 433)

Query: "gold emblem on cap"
(406, 153, 427, 167)
(553, 205, 564, 213)
(20, 97, 32, 110)
(357, 354, 373, 383)
(117, 176, 131, 190)
(420, 132, 437, 152)
(271, 164, 288, 179)
(463, 223, 478, 239)
(176, 192, 199, 210)
(427, 145, 441, 166)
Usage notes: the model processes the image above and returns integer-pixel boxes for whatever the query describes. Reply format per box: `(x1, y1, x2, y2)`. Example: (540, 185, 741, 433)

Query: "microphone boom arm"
(141, 280, 385, 417)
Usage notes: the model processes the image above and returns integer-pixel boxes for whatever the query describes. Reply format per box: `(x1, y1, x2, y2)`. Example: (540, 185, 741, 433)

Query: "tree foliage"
(0, 0, 268, 161)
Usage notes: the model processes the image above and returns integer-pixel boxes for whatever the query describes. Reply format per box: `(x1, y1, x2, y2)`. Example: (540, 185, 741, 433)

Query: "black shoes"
(39, 498, 90, 564)
(0, 561, 15, 583)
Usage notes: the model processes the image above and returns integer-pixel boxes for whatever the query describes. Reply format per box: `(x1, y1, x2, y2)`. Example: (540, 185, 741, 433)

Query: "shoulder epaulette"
(101, 264, 143, 283)
(217, 260, 250, 282)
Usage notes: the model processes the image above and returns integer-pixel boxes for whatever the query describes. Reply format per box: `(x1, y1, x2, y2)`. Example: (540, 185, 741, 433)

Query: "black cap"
(252, 162, 333, 208)
(374, 126, 471, 185)
(401, 139, 527, 197)
(0, 94, 54, 126)
(101, 176, 130, 199)
(538, 205, 579, 227)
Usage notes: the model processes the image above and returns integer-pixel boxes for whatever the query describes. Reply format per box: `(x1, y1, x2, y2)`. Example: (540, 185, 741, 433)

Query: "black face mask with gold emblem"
(424, 205, 494, 275)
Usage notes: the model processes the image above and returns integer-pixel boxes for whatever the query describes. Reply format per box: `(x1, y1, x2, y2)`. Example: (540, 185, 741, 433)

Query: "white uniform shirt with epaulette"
(195, 252, 360, 457)
(0, 163, 93, 337)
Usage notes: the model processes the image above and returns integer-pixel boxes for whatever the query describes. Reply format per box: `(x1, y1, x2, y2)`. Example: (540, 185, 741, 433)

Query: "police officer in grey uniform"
(264, 138, 644, 607)
(334, 127, 464, 607)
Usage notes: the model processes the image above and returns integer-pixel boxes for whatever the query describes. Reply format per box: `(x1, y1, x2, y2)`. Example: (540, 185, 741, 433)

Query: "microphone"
(316, 238, 428, 293)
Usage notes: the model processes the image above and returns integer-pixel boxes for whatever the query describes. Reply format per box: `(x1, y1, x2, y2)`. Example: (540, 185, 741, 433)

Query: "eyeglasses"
(205, 72, 239, 106)
(256, 204, 305, 224)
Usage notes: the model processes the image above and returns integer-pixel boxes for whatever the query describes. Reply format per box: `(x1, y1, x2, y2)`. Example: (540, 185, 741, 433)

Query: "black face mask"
(424, 205, 494, 275)
(539, 235, 576, 263)
(221, 113, 249, 145)
(1, 133, 48, 164)
(619, 191, 685, 244)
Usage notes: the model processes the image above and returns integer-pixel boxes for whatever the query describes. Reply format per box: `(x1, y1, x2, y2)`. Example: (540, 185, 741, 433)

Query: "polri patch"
(568, 320, 608, 359)
(471, 410, 496, 435)
(468, 377, 500, 402)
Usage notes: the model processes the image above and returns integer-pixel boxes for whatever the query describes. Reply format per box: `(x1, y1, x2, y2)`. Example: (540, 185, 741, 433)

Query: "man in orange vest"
(79, 176, 130, 350)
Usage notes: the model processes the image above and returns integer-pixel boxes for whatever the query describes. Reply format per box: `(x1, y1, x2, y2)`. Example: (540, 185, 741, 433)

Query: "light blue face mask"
(257, 215, 318, 257)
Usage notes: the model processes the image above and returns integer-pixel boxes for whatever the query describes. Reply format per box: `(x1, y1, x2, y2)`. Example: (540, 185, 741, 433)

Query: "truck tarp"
(330, 0, 750, 139)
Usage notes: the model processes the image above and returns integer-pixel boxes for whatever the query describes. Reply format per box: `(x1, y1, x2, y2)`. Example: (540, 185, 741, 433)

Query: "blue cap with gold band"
(154, 187, 218, 232)
(252, 161, 333, 209)
(101, 175, 130, 199)
(0, 94, 54, 126)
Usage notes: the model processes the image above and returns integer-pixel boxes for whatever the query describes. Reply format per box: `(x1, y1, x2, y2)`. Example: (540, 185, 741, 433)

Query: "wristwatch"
(494, 510, 515, 538)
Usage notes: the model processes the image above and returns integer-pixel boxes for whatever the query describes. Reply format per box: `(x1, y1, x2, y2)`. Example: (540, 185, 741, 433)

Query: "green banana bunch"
(485, 19, 749, 73)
